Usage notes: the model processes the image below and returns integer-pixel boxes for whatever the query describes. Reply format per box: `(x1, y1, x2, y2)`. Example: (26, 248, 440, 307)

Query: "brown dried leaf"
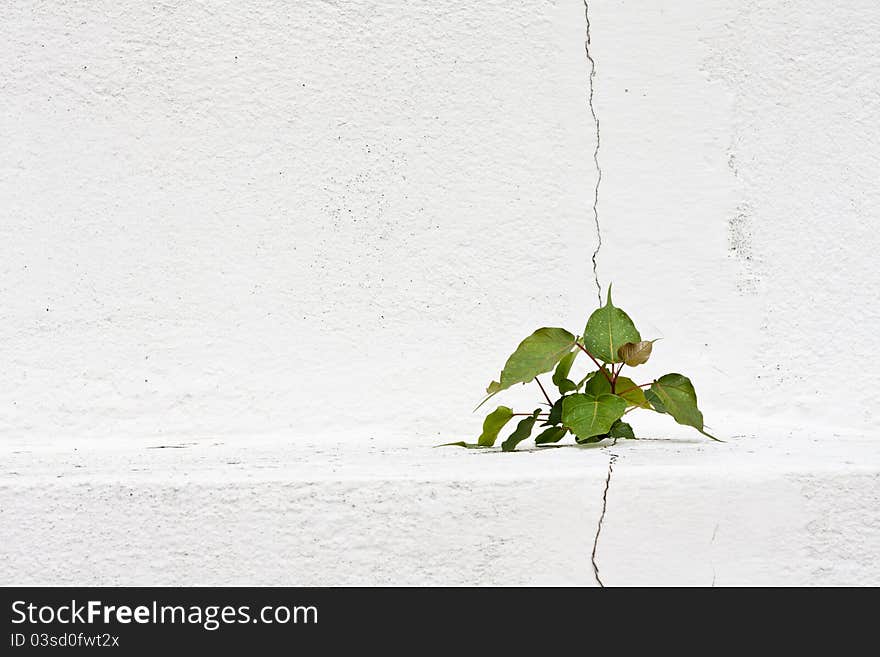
(616, 340, 656, 367)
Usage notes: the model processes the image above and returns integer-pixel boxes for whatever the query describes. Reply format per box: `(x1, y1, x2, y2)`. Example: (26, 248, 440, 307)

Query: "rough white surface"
(1, 1, 879, 585)
(3, 432, 877, 586)
(3, 0, 877, 443)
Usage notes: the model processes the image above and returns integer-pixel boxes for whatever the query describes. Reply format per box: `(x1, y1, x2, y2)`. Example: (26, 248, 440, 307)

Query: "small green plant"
(442, 286, 719, 451)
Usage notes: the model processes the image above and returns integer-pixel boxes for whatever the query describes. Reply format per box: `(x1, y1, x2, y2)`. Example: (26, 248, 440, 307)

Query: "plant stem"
(575, 342, 613, 385)
(512, 412, 549, 416)
(611, 362, 625, 393)
(615, 382, 652, 397)
(535, 377, 553, 406)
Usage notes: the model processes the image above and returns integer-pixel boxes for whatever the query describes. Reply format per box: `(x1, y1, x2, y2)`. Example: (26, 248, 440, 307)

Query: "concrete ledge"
(2, 433, 878, 586)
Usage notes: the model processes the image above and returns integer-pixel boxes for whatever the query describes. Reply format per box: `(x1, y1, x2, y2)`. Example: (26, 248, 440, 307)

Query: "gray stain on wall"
(727, 204, 758, 294)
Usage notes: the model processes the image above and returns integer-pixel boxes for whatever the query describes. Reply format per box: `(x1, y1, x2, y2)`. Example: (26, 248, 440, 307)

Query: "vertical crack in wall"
(591, 452, 617, 587)
(584, 1, 603, 305)
(710, 522, 720, 586)
(580, 1, 615, 588)
(582, 0, 613, 589)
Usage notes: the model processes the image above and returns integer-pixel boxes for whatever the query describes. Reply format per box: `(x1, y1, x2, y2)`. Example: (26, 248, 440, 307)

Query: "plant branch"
(615, 381, 652, 397)
(611, 362, 625, 393)
(535, 377, 553, 406)
(575, 342, 613, 385)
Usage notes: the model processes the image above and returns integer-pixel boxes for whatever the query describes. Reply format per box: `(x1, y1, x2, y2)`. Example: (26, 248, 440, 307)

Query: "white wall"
(2, 0, 878, 445)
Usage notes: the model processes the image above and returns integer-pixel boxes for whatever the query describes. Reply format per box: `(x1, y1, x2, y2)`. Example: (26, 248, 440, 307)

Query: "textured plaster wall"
(593, 0, 880, 434)
(3, 1, 879, 587)
(1, 1, 878, 442)
(4, 433, 878, 586)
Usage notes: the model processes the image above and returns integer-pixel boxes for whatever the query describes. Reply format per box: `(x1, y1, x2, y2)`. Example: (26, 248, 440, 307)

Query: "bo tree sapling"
(441, 286, 720, 451)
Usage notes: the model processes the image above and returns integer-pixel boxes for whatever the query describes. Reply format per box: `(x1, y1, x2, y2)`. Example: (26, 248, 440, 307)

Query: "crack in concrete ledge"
(710, 522, 720, 586)
(591, 452, 617, 587)
(584, 0, 603, 305)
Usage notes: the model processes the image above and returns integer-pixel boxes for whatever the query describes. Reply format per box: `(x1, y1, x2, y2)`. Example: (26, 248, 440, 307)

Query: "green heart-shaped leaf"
(501, 410, 542, 452)
(478, 328, 576, 408)
(477, 406, 515, 447)
(534, 426, 568, 445)
(552, 350, 578, 394)
(542, 395, 566, 426)
(647, 393, 667, 414)
(575, 434, 607, 444)
(581, 371, 646, 407)
(615, 376, 650, 408)
(582, 285, 641, 363)
(561, 393, 627, 441)
(436, 441, 488, 448)
(582, 369, 612, 396)
(579, 418, 637, 444)
(608, 419, 636, 440)
(646, 373, 721, 441)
